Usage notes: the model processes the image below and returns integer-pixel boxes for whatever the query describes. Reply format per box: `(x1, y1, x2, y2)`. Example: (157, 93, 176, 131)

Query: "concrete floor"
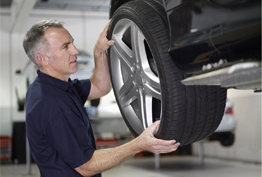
(0, 155, 261, 177)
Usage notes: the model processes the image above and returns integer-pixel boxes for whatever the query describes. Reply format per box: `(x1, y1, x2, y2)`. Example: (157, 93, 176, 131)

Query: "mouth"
(70, 60, 77, 64)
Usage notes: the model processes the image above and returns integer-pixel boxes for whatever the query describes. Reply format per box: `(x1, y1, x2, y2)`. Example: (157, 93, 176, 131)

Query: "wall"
(0, 12, 12, 136)
(0, 8, 110, 136)
(193, 89, 261, 163)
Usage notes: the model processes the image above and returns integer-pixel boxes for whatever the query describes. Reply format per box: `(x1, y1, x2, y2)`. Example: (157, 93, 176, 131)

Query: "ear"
(36, 53, 49, 66)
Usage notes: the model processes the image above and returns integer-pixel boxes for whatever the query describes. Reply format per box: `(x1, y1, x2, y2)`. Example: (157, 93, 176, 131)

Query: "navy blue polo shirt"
(26, 70, 101, 177)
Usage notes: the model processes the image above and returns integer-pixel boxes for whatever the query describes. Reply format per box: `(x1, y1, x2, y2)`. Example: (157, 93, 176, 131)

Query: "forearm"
(75, 121, 180, 176)
(88, 20, 114, 100)
(75, 138, 141, 176)
(88, 50, 112, 100)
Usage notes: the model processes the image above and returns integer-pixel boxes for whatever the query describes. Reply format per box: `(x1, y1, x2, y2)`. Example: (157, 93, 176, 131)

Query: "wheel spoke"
(142, 68, 161, 100)
(144, 84, 161, 100)
(119, 86, 139, 108)
(111, 37, 135, 74)
(137, 90, 154, 129)
(118, 77, 134, 99)
(130, 23, 146, 64)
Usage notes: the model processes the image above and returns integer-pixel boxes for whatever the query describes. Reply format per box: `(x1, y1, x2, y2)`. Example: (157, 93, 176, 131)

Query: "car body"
(109, 0, 261, 89)
(15, 50, 95, 111)
(107, 0, 260, 146)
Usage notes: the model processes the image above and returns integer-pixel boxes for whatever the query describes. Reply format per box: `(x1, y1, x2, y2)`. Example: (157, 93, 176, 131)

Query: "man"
(24, 19, 180, 177)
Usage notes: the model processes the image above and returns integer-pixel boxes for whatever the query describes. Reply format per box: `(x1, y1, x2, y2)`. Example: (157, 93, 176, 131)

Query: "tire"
(18, 103, 25, 112)
(108, 0, 227, 146)
(90, 98, 100, 107)
(15, 88, 25, 112)
(208, 132, 235, 147)
(220, 132, 235, 147)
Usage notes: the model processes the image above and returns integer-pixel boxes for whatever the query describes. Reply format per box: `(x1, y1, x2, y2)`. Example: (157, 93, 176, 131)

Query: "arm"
(87, 21, 114, 100)
(75, 121, 180, 176)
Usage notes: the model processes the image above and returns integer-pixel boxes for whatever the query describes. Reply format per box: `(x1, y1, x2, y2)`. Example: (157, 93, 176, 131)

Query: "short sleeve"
(71, 79, 91, 105)
(45, 111, 94, 168)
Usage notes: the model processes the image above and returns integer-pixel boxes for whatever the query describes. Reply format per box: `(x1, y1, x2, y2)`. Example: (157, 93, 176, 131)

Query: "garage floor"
(1, 155, 261, 177)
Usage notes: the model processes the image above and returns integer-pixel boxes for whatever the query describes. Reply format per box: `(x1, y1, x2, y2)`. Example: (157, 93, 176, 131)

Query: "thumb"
(108, 40, 115, 46)
(149, 120, 160, 135)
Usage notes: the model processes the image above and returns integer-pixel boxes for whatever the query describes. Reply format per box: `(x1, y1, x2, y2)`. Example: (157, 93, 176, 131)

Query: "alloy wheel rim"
(110, 19, 162, 133)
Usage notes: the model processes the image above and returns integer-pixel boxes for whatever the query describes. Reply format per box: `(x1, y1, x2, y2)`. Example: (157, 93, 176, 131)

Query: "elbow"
(104, 85, 112, 96)
(90, 77, 112, 98)
(75, 164, 94, 177)
(75, 166, 88, 177)
(99, 83, 112, 97)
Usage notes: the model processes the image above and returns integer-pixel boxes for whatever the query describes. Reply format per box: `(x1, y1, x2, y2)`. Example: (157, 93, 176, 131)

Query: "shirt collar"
(37, 70, 71, 91)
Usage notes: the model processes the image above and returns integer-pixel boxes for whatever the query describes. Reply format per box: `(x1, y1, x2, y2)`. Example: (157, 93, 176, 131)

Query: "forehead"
(44, 27, 73, 46)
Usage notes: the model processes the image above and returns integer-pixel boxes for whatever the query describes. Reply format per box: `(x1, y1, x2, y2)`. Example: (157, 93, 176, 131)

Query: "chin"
(71, 67, 78, 74)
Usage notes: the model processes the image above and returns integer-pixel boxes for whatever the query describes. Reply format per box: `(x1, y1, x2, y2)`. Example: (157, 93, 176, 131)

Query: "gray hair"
(23, 19, 64, 69)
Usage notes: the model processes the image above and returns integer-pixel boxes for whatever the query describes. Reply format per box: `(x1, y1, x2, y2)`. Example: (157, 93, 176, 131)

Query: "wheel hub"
(132, 66, 144, 88)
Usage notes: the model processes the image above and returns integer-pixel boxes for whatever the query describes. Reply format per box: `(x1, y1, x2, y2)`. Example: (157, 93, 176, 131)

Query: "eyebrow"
(61, 42, 70, 49)
(61, 39, 74, 49)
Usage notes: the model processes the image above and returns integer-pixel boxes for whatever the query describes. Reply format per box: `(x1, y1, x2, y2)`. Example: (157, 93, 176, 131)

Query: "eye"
(64, 45, 68, 49)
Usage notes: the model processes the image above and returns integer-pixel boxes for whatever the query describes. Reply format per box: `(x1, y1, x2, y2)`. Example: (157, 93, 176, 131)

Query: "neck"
(40, 68, 69, 82)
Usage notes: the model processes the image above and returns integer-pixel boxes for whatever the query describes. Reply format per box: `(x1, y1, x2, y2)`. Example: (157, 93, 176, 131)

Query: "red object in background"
(0, 136, 12, 162)
(0, 136, 12, 148)
(95, 138, 119, 148)
(225, 107, 234, 115)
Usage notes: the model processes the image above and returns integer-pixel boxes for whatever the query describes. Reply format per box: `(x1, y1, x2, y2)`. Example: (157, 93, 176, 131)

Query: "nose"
(71, 44, 79, 56)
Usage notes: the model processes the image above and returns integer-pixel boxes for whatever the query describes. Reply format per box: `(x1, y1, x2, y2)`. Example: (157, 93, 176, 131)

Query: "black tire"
(108, 0, 227, 146)
(208, 132, 235, 147)
(18, 103, 25, 112)
(220, 132, 235, 147)
(15, 88, 25, 112)
(90, 98, 100, 107)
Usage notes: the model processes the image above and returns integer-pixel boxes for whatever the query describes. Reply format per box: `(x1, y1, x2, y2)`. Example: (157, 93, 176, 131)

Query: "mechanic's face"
(43, 27, 79, 81)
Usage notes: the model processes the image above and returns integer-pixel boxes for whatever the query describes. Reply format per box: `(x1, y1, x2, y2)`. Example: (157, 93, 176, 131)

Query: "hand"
(94, 20, 114, 58)
(135, 121, 180, 154)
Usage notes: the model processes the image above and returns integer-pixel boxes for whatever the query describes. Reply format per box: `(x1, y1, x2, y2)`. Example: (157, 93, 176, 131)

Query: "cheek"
(66, 59, 71, 67)
(50, 57, 55, 62)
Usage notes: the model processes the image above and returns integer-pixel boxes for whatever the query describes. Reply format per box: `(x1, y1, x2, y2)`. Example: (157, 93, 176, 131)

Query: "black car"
(107, 0, 261, 146)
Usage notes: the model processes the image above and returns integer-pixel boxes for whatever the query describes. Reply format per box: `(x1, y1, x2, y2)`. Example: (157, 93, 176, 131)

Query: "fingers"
(153, 142, 180, 154)
(94, 21, 115, 57)
(108, 40, 115, 46)
(138, 120, 180, 154)
(104, 19, 111, 31)
(152, 139, 178, 149)
(147, 133, 180, 154)
(103, 40, 114, 51)
(151, 139, 180, 154)
(101, 20, 111, 38)
(152, 120, 160, 127)
(148, 120, 159, 134)
(153, 121, 160, 135)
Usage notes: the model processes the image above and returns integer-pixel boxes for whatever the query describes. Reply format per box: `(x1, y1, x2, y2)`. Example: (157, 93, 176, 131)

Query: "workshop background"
(0, 0, 261, 177)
